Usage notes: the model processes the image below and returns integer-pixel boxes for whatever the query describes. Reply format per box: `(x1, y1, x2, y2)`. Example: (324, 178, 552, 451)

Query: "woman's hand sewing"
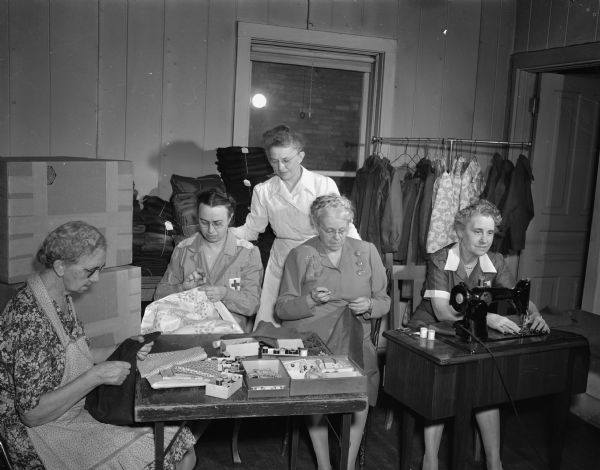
(203, 285, 227, 302)
(524, 311, 550, 333)
(90, 361, 131, 386)
(486, 313, 520, 334)
(182, 269, 206, 291)
(308, 287, 331, 306)
(348, 296, 371, 315)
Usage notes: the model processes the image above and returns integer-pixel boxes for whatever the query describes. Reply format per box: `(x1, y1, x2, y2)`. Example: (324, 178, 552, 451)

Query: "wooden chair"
(383, 255, 426, 431)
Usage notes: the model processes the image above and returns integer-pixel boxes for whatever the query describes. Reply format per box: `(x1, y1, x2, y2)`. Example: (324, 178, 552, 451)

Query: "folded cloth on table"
(138, 346, 208, 378)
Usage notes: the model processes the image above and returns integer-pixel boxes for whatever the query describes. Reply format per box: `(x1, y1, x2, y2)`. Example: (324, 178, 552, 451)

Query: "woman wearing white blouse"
(231, 125, 359, 329)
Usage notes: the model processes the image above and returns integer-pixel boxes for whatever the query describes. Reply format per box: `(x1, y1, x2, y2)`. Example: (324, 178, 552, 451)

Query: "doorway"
(509, 51, 600, 312)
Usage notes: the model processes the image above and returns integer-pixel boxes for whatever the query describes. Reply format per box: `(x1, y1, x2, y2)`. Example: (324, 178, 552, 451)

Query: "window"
(234, 23, 396, 193)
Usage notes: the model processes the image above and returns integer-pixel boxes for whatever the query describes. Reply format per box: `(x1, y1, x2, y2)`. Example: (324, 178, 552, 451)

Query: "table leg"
(548, 391, 570, 470)
(232, 418, 242, 464)
(290, 416, 299, 470)
(399, 407, 415, 470)
(452, 367, 474, 470)
(155, 421, 164, 470)
(339, 413, 352, 470)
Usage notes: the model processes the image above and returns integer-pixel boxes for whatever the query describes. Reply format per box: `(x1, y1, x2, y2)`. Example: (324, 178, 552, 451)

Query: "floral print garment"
(0, 285, 82, 469)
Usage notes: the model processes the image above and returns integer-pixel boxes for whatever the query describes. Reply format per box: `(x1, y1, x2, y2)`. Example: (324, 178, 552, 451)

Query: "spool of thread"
(299, 348, 308, 357)
(427, 328, 436, 340)
(212, 340, 222, 348)
(420, 327, 428, 339)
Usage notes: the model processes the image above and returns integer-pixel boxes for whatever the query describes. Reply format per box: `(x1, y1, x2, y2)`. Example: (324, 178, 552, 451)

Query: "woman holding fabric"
(409, 199, 549, 470)
(231, 125, 360, 329)
(155, 188, 263, 332)
(276, 194, 390, 470)
(0, 221, 197, 469)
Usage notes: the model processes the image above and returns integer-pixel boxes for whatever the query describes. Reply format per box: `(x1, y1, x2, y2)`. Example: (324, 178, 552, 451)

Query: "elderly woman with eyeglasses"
(0, 220, 197, 469)
(231, 124, 360, 330)
(275, 194, 390, 470)
(155, 188, 263, 332)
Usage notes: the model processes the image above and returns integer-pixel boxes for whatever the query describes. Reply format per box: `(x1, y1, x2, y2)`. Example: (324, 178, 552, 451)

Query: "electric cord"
(455, 323, 548, 467)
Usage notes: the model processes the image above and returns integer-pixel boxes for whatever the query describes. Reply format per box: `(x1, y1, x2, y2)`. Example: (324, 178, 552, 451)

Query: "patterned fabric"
(426, 156, 483, 254)
(0, 278, 195, 469)
(409, 244, 516, 326)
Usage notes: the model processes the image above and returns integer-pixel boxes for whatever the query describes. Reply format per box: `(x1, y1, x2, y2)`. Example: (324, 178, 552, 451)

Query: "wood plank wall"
(514, 0, 600, 53)
(0, 0, 517, 199)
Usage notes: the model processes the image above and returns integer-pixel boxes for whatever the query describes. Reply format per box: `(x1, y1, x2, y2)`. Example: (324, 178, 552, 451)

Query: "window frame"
(233, 22, 397, 176)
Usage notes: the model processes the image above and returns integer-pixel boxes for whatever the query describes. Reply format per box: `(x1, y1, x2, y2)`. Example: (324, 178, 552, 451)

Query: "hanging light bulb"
(251, 93, 267, 108)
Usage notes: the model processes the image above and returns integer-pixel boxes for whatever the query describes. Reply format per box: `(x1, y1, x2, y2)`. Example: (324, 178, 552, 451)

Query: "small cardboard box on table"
(0, 157, 133, 284)
(0, 266, 141, 350)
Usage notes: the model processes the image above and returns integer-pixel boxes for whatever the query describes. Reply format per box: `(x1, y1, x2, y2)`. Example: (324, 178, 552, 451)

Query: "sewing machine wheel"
(450, 283, 469, 313)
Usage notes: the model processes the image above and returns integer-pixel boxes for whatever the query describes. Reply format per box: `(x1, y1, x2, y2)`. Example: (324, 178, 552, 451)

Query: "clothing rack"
(371, 136, 531, 161)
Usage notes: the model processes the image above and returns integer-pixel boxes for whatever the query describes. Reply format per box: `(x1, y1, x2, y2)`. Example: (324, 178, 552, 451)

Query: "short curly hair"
(36, 221, 107, 268)
(453, 199, 502, 233)
(262, 124, 305, 152)
(309, 194, 355, 227)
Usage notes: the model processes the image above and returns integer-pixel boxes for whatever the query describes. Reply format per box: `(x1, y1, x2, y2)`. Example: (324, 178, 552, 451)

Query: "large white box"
(71, 265, 141, 348)
(0, 157, 133, 283)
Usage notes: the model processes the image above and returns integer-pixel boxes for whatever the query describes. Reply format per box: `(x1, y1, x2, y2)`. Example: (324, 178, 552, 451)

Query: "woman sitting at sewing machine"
(409, 199, 549, 470)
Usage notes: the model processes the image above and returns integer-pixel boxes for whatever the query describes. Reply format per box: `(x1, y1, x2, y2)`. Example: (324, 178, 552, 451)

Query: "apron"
(25, 274, 190, 470)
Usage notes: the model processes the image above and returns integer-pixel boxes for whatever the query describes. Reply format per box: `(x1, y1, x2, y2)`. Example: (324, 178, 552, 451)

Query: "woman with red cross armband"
(154, 189, 264, 332)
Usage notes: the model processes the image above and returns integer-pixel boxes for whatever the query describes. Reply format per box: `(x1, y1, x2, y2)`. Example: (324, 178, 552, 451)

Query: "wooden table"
(383, 328, 589, 470)
(134, 334, 368, 470)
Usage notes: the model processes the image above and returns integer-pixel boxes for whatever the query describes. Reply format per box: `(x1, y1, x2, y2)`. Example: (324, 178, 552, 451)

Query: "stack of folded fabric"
(215, 146, 272, 225)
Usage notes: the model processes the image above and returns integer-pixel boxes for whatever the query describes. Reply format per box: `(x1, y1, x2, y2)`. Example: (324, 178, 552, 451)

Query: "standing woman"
(231, 125, 359, 328)
(409, 199, 549, 470)
(276, 194, 390, 470)
(0, 221, 196, 469)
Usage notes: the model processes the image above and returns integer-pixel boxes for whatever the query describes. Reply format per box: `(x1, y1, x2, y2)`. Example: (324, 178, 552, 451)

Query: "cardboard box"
(242, 359, 290, 398)
(0, 265, 141, 349)
(205, 373, 244, 399)
(280, 355, 367, 397)
(0, 157, 133, 283)
(71, 265, 141, 348)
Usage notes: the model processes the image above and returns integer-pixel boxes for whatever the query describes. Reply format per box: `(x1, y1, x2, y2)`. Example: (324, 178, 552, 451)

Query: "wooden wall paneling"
(330, 0, 363, 34)
(548, 0, 569, 49)
(493, 0, 517, 140)
(472, 0, 501, 140)
(411, 1, 446, 137)
(159, 0, 210, 199)
(305, 0, 333, 32)
(0, 0, 9, 155)
(438, 0, 480, 139)
(201, 0, 236, 175)
(267, 0, 308, 29)
(9, 0, 50, 155)
(236, 0, 269, 24)
(393, 0, 421, 136)
(49, 0, 98, 157)
(528, 0, 551, 51)
(565, 0, 599, 46)
(513, 0, 531, 53)
(125, 0, 165, 197)
(98, 0, 128, 160)
(362, 0, 397, 39)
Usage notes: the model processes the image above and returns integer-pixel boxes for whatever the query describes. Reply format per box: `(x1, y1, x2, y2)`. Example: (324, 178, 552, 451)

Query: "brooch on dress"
(354, 250, 366, 276)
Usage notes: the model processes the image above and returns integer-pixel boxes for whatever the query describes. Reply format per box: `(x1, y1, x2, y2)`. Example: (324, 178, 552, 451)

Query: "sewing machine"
(449, 279, 531, 342)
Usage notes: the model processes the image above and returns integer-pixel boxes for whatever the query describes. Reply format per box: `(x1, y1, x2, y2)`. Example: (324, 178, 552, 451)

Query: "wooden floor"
(195, 393, 600, 470)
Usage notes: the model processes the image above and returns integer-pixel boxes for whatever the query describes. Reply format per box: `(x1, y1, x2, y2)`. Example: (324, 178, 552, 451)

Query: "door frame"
(507, 43, 600, 314)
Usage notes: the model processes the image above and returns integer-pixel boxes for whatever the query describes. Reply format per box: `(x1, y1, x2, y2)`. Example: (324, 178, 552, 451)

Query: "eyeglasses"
(268, 151, 301, 168)
(84, 265, 104, 278)
(199, 219, 227, 230)
(319, 227, 348, 237)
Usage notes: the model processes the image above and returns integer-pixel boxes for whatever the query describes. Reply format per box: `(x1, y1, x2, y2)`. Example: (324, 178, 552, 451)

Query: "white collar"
(444, 243, 497, 273)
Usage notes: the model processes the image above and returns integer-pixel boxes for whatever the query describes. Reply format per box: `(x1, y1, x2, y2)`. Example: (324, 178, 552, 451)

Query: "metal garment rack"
(371, 136, 532, 159)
